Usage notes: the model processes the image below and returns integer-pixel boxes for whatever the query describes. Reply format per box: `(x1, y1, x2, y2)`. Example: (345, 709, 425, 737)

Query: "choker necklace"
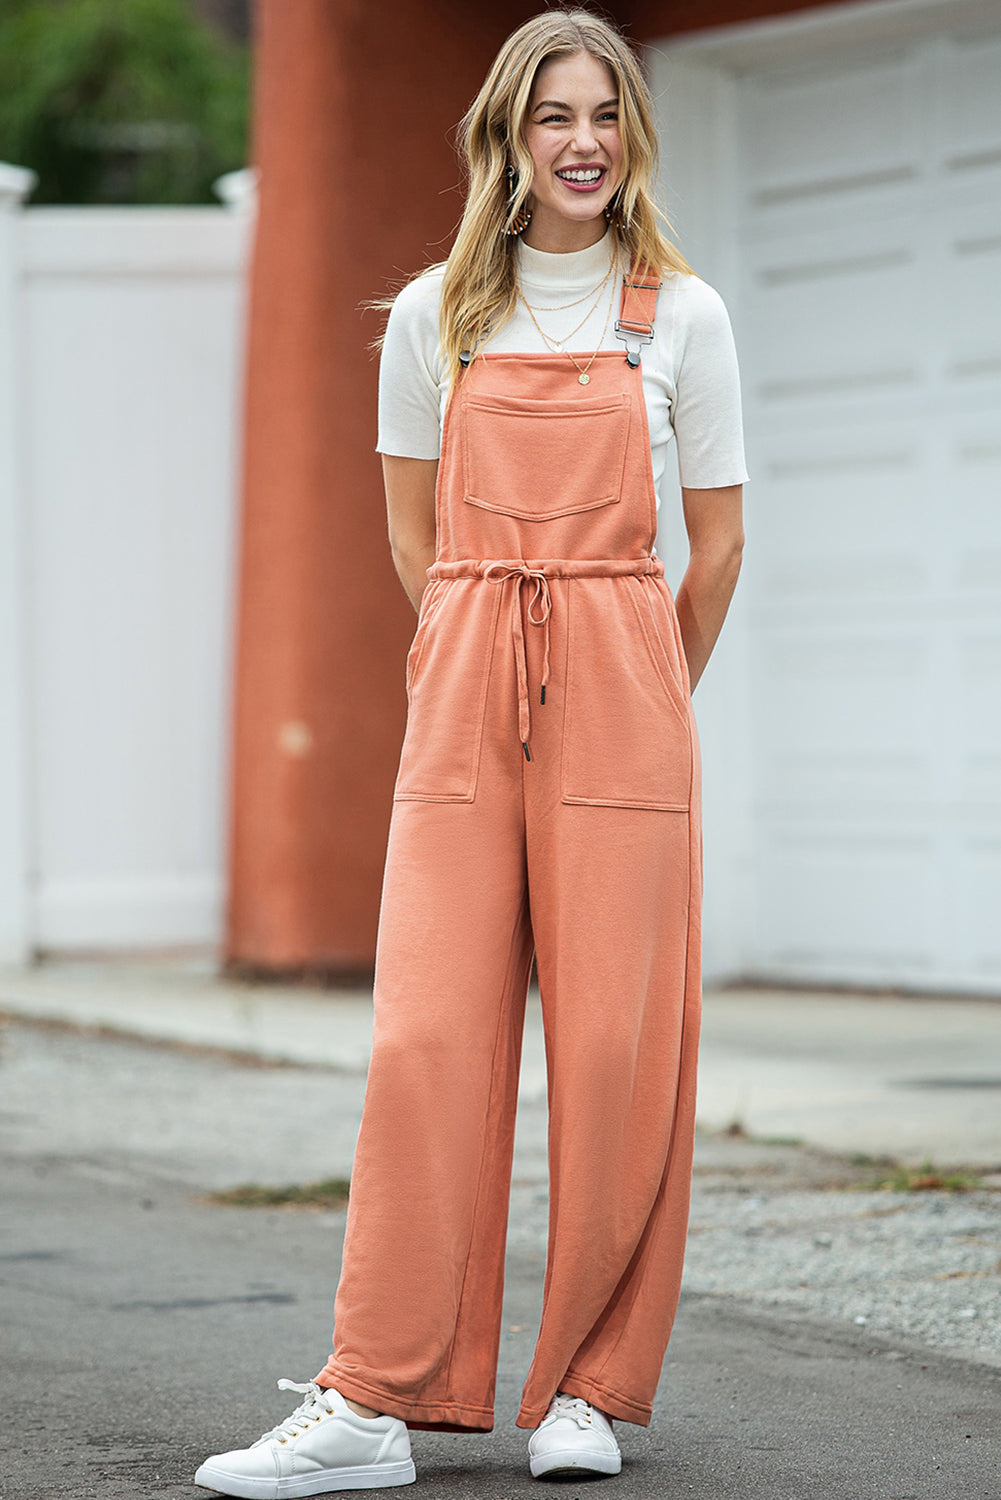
(521, 258, 615, 315)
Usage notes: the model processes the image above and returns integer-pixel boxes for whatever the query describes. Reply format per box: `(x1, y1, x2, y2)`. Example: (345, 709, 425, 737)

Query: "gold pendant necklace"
(517, 263, 613, 353)
(518, 270, 618, 384)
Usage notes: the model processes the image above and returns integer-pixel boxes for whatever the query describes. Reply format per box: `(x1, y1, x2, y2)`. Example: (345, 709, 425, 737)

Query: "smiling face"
(520, 50, 623, 252)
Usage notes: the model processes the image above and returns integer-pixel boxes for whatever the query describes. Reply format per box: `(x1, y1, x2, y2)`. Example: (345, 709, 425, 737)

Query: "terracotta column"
(226, 0, 537, 976)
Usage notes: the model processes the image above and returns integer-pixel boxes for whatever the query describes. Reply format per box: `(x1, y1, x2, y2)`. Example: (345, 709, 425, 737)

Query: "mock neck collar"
(515, 229, 618, 293)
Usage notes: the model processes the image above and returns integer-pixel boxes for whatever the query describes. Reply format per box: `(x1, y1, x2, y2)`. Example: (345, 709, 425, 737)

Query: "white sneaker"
(528, 1391, 622, 1479)
(194, 1379, 417, 1497)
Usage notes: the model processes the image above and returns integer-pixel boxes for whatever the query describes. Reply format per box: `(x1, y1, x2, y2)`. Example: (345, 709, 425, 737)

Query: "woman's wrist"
(675, 546, 743, 692)
(393, 544, 436, 613)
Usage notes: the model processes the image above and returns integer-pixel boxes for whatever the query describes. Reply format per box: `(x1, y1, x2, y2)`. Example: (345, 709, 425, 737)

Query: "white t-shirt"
(376, 228, 749, 508)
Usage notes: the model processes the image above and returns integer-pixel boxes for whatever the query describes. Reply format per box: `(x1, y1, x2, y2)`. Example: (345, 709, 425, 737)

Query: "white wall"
(0, 172, 253, 960)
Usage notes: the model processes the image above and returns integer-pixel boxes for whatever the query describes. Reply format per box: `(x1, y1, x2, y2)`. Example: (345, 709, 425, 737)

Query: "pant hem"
(315, 1367, 494, 1433)
(516, 1372, 653, 1430)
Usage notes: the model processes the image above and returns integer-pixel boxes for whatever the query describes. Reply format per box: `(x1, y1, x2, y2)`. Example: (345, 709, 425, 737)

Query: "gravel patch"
(685, 1173, 1001, 1366)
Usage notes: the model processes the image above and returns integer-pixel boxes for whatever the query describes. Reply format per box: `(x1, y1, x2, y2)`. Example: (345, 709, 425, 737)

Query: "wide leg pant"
(317, 574, 702, 1431)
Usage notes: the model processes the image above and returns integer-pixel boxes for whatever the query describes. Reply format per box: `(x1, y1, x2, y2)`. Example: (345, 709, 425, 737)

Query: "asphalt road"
(2, 1020, 999, 1500)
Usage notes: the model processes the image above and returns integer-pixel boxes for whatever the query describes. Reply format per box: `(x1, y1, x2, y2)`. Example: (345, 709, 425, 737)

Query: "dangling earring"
(504, 163, 532, 237)
(604, 188, 629, 231)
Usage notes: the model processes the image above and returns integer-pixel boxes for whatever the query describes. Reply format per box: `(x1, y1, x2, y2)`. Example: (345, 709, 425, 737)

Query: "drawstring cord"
(482, 563, 553, 760)
(427, 556, 665, 763)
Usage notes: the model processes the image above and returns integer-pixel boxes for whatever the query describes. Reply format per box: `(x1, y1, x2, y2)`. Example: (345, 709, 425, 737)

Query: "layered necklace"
(517, 260, 618, 386)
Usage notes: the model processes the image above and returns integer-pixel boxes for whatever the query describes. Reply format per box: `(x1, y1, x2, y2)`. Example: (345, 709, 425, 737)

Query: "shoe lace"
(253, 1380, 336, 1446)
(543, 1392, 594, 1429)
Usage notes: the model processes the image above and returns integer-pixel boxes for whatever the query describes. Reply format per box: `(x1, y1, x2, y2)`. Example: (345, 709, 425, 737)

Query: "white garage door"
(734, 23, 1001, 991)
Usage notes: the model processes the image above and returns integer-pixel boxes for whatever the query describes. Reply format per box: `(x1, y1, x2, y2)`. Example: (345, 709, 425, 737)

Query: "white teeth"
(558, 169, 602, 183)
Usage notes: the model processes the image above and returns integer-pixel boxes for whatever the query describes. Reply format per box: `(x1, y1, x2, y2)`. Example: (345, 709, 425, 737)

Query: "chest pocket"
(461, 391, 630, 522)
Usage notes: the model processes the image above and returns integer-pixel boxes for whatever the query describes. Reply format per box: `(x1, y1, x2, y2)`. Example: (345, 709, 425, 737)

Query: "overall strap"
(615, 261, 661, 368)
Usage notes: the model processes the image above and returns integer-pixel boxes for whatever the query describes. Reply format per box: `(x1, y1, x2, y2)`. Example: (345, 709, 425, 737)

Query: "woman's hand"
(674, 484, 745, 693)
(382, 455, 438, 613)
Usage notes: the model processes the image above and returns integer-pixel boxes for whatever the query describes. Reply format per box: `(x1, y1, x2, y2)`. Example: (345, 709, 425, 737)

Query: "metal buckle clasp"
(613, 319, 655, 368)
(613, 320, 655, 344)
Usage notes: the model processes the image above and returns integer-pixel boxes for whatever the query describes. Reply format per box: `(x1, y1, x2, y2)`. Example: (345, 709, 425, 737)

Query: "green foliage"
(0, 0, 249, 204)
(853, 1158, 986, 1193)
(205, 1178, 352, 1210)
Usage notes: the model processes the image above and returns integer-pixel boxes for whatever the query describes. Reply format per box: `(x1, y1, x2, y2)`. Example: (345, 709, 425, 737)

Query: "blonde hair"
(427, 8, 692, 380)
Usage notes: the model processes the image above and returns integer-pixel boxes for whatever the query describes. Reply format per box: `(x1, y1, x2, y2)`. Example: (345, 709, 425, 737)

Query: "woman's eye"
(537, 110, 618, 124)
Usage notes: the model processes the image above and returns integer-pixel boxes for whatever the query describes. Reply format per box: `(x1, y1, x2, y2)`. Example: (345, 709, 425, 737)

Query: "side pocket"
(405, 581, 447, 695)
(394, 582, 499, 803)
(628, 576, 694, 720)
(561, 578, 693, 812)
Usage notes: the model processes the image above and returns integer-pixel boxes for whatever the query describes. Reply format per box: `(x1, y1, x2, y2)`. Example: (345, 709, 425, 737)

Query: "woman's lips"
(554, 165, 607, 193)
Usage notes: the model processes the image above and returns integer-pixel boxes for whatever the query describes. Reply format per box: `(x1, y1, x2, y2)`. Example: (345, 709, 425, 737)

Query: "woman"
(197, 8, 746, 1495)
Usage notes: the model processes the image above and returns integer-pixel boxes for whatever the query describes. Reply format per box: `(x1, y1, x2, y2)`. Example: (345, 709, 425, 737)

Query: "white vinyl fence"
(0, 163, 253, 962)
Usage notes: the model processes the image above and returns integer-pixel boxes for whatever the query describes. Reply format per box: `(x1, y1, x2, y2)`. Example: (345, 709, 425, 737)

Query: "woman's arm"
(382, 454, 438, 613)
(674, 483, 745, 693)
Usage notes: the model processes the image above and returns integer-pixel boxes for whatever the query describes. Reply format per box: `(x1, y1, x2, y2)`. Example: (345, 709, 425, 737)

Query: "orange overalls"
(317, 270, 702, 1435)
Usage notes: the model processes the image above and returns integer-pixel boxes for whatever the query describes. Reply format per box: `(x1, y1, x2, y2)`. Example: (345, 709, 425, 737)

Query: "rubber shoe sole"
(530, 1447, 621, 1479)
(193, 1456, 417, 1497)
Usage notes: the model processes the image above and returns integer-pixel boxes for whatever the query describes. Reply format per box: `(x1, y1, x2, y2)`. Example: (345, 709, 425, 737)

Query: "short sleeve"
(376, 271, 445, 460)
(672, 278, 749, 489)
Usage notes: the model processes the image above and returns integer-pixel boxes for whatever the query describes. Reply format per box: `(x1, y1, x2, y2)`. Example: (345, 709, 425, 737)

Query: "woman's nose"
(571, 121, 598, 154)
